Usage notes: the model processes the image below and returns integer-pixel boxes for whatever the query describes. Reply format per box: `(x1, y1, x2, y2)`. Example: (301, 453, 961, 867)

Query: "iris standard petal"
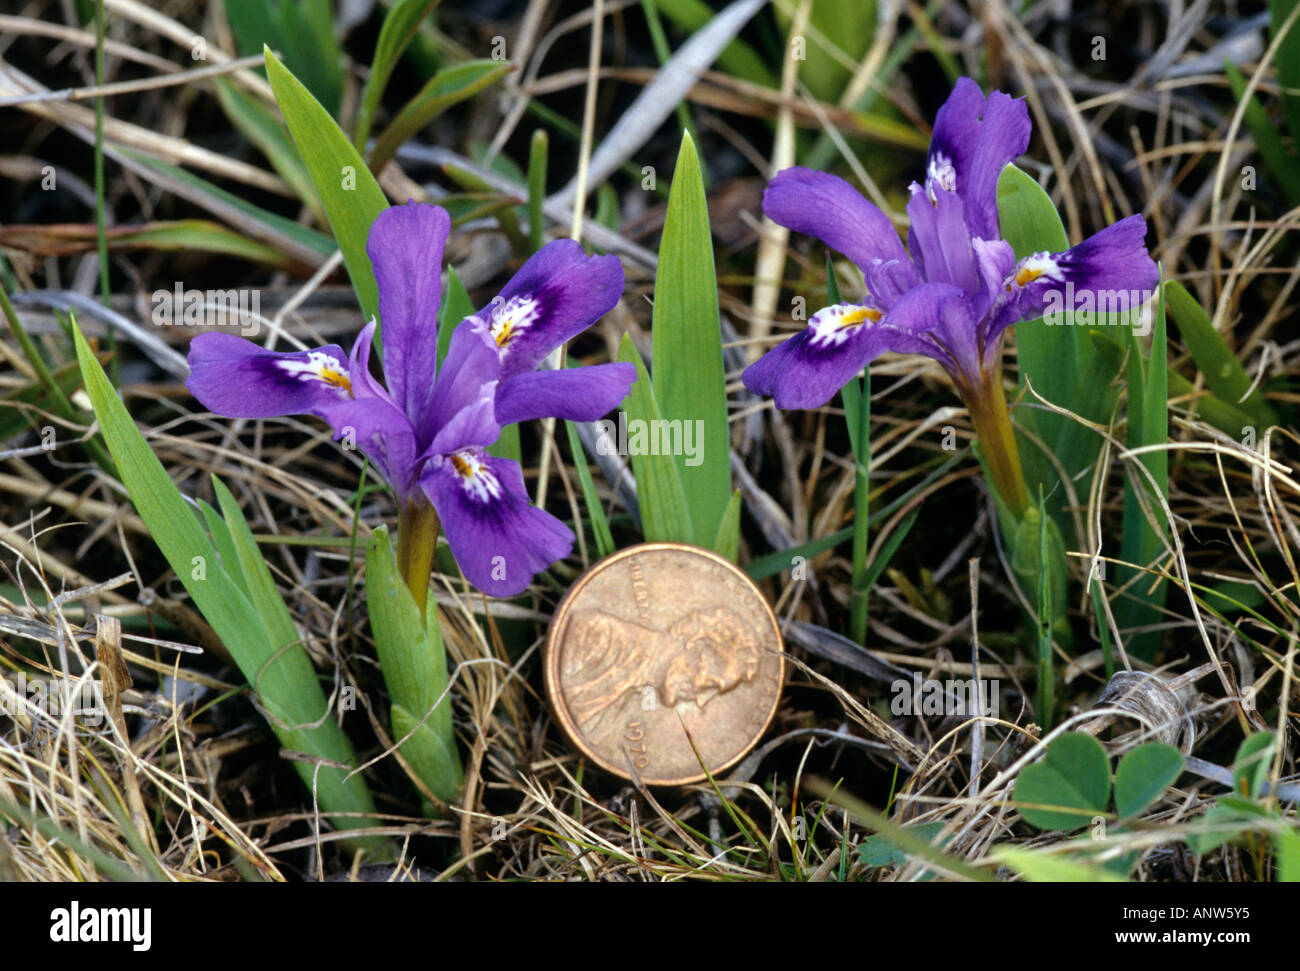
(425, 379, 500, 459)
(863, 258, 922, 309)
(906, 183, 980, 294)
(424, 320, 504, 445)
(186, 332, 354, 418)
(762, 167, 919, 286)
(422, 451, 574, 597)
(367, 201, 451, 425)
(477, 239, 624, 379)
(346, 319, 392, 402)
(961, 91, 1031, 240)
(926, 76, 985, 195)
(926, 79, 1030, 241)
(492, 363, 636, 426)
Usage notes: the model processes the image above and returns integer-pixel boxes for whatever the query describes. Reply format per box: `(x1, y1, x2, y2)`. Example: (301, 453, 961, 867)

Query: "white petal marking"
(926, 152, 957, 203)
(483, 294, 541, 359)
(1007, 252, 1064, 291)
(448, 450, 503, 504)
(276, 351, 352, 395)
(807, 302, 884, 348)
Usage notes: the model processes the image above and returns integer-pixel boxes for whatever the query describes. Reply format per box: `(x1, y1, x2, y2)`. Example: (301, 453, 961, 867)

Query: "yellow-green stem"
(961, 368, 1029, 518)
(396, 499, 439, 618)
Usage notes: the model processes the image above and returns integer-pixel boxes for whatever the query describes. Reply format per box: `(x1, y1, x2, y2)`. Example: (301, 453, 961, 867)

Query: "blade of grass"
(436, 265, 473, 368)
(225, 0, 342, 117)
(93, 0, 115, 386)
(1271, 0, 1300, 142)
(830, 255, 874, 644)
(527, 129, 548, 253)
(353, 0, 441, 151)
(801, 0, 945, 171)
(565, 418, 615, 559)
(1036, 486, 1055, 728)
(854, 505, 920, 599)
(1091, 577, 1113, 680)
(72, 320, 385, 852)
(1117, 267, 1170, 661)
(848, 400, 870, 643)
(711, 489, 742, 563)
(829, 257, 864, 456)
(2, 219, 298, 268)
(197, 499, 250, 600)
(1164, 278, 1278, 428)
(909, 0, 961, 82)
(440, 163, 528, 255)
(265, 47, 389, 323)
(650, 0, 776, 87)
(215, 78, 321, 218)
(1278, 825, 1300, 881)
(118, 149, 337, 262)
(1046, 327, 1124, 516)
(618, 333, 693, 543)
(1225, 60, 1300, 205)
(212, 477, 300, 653)
(993, 846, 1127, 882)
(0, 287, 112, 472)
(368, 60, 513, 171)
(996, 164, 1074, 510)
(489, 424, 521, 464)
(365, 525, 462, 806)
(651, 133, 731, 550)
(0, 793, 145, 881)
(1167, 369, 1260, 437)
(774, 0, 875, 104)
(804, 776, 994, 881)
(640, 0, 706, 184)
(345, 458, 372, 664)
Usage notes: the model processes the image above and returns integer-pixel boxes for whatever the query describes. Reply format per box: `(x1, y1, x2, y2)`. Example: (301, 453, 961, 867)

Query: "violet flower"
(187, 202, 634, 598)
(744, 77, 1158, 515)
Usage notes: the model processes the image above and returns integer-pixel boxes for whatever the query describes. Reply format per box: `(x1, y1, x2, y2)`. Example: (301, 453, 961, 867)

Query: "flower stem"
(396, 498, 439, 618)
(846, 372, 871, 645)
(961, 367, 1029, 518)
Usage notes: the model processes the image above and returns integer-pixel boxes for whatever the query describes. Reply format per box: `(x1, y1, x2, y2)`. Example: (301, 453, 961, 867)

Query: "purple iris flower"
(744, 76, 1158, 415)
(186, 201, 635, 596)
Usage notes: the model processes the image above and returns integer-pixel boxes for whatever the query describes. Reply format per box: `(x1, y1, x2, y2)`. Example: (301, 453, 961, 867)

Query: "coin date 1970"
(625, 721, 650, 769)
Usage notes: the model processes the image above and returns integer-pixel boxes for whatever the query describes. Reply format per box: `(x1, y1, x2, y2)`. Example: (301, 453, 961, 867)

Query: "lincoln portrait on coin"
(561, 606, 762, 733)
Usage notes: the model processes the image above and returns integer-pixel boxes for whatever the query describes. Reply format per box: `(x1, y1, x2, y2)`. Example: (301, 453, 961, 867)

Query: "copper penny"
(544, 543, 785, 786)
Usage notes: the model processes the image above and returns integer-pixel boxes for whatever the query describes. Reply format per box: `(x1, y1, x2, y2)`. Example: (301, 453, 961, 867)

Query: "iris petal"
(493, 363, 636, 426)
(927, 79, 1030, 241)
(763, 167, 920, 289)
(743, 296, 946, 410)
(988, 214, 1158, 346)
(426, 379, 499, 459)
(476, 239, 624, 379)
(186, 332, 353, 419)
(319, 396, 419, 499)
(422, 452, 573, 597)
(367, 202, 451, 429)
(424, 321, 504, 446)
(906, 184, 980, 294)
